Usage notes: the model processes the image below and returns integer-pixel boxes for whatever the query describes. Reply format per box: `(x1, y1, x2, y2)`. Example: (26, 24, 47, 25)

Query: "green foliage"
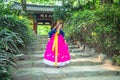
(112, 55, 120, 65)
(0, 28, 24, 80)
(0, 0, 13, 15)
(63, 3, 120, 61)
(0, 15, 31, 44)
(93, 4, 120, 55)
(64, 10, 95, 40)
(53, 6, 69, 21)
(37, 25, 50, 35)
(0, 1, 32, 80)
(0, 28, 24, 54)
(53, 0, 83, 21)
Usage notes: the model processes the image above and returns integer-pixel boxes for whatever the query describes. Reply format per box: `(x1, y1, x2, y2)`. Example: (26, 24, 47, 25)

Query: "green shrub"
(64, 4, 120, 59)
(0, 28, 24, 54)
(0, 15, 31, 44)
(0, 28, 24, 80)
(0, 1, 33, 80)
(112, 55, 120, 66)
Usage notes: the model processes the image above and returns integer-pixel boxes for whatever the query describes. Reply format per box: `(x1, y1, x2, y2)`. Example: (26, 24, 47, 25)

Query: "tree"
(101, 0, 114, 4)
(21, 0, 26, 12)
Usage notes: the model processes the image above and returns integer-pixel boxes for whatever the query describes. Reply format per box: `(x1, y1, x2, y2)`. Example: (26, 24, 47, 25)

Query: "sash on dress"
(52, 30, 59, 66)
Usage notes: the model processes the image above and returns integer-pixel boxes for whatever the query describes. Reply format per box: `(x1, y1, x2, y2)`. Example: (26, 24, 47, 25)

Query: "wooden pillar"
(33, 14, 37, 34)
(33, 22, 37, 34)
(21, 0, 26, 12)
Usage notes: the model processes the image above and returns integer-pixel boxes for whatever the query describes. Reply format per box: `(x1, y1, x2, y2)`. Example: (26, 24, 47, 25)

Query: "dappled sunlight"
(102, 64, 120, 71)
(71, 58, 101, 62)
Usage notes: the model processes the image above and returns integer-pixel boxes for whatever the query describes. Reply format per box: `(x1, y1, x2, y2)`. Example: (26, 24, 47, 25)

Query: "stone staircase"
(11, 35, 120, 80)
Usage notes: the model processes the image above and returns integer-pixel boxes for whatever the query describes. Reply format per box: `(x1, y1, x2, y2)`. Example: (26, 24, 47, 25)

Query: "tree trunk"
(21, 0, 26, 12)
(101, 0, 114, 4)
(78, 0, 80, 6)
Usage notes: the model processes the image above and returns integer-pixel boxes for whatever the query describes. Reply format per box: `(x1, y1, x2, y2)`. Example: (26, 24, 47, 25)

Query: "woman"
(43, 20, 71, 67)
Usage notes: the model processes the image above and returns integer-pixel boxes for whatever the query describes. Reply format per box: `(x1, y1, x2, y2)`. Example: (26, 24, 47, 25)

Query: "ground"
(11, 35, 120, 80)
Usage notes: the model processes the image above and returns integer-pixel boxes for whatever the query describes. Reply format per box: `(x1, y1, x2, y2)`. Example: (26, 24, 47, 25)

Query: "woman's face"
(58, 24, 62, 29)
(57, 22, 63, 30)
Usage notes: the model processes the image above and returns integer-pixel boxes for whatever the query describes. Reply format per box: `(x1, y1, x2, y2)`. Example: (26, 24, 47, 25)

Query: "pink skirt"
(43, 34, 71, 66)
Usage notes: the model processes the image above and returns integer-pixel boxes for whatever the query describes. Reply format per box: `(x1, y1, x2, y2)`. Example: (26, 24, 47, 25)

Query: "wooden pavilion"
(11, 2, 60, 34)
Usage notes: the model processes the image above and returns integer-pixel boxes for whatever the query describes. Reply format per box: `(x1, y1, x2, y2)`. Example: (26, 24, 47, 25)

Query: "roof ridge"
(11, 2, 62, 12)
(14, 1, 61, 7)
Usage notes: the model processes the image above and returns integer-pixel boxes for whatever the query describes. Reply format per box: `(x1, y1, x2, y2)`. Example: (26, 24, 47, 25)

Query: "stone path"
(63, 76, 120, 80)
(11, 35, 120, 80)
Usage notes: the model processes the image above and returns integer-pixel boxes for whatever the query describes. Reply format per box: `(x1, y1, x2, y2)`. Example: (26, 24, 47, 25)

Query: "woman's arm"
(48, 29, 56, 38)
(60, 30, 67, 43)
(60, 29, 65, 37)
(48, 38, 50, 41)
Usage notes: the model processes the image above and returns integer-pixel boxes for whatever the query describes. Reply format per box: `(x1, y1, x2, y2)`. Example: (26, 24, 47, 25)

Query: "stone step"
(32, 40, 74, 43)
(16, 57, 102, 68)
(32, 48, 83, 53)
(29, 42, 71, 46)
(37, 35, 48, 38)
(30, 44, 46, 47)
(33, 47, 84, 54)
(62, 76, 120, 80)
(32, 41, 75, 47)
(11, 64, 120, 80)
(32, 44, 78, 48)
(32, 40, 48, 44)
(71, 48, 84, 53)
(16, 53, 96, 61)
(32, 51, 45, 54)
(68, 43, 74, 45)
(28, 44, 78, 49)
(32, 50, 94, 56)
(68, 45, 79, 49)
(32, 46, 85, 53)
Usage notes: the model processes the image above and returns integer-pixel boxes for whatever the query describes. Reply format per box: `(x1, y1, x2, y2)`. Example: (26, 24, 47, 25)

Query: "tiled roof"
(11, 2, 60, 12)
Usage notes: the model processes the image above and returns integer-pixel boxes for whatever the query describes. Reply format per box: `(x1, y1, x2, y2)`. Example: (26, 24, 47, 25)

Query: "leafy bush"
(94, 4, 120, 55)
(0, 28, 24, 80)
(0, 0, 12, 15)
(64, 4, 120, 60)
(112, 55, 120, 65)
(0, 28, 24, 54)
(0, 1, 33, 80)
(0, 15, 31, 44)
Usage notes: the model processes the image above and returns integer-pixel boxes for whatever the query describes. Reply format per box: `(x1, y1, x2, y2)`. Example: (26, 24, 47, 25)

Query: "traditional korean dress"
(43, 29, 71, 66)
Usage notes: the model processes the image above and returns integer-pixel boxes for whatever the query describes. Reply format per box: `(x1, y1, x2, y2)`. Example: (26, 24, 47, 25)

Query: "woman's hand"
(53, 25, 57, 29)
(48, 38, 50, 41)
(64, 38, 67, 44)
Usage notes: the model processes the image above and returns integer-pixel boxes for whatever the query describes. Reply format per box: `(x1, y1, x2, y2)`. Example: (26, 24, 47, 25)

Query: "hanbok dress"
(43, 29, 71, 66)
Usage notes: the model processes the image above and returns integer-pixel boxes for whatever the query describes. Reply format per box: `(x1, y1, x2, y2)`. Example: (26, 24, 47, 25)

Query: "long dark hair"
(58, 22, 64, 28)
(51, 22, 57, 30)
(51, 21, 64, 30)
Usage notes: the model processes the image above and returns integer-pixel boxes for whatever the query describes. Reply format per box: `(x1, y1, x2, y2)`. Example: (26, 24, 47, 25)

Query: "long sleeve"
(48, 29, 65, 38)
(60, 30, 65, 38)
(48, 29, 56, 38)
